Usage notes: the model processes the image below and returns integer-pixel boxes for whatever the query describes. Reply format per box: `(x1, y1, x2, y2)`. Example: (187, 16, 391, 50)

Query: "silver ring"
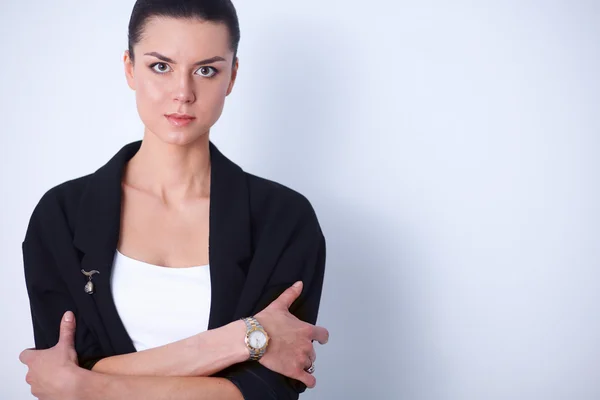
(305, 360, 315, 374)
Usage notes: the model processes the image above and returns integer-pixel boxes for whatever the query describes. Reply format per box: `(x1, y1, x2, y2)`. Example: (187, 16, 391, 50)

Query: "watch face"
(248, 330, 267, 349)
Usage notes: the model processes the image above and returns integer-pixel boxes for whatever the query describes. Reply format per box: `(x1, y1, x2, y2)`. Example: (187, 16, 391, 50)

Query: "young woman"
(18, 1, 329, 399)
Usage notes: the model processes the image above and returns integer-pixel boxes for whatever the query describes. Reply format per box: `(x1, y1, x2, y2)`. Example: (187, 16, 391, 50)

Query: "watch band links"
(243, 316, 267, 361)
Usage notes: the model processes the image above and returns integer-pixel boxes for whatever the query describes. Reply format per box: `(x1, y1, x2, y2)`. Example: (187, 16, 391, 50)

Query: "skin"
(19, 16, 329, 400)
(20, 284, 328, 400)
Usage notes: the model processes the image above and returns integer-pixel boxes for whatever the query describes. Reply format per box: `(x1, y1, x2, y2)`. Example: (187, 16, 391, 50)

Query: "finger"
(19, 349, 33, 365)
(58, 311, 76, 348)
(308, 346, 317, 364)
(302, 352, 316, 373)
(274, 281, 303, 309)
(311, 326, 329, 344)
(297, 371, 317, 389)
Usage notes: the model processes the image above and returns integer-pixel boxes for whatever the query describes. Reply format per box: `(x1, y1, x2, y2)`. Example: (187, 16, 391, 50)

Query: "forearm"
(76, 368, 243, 400)
(92, 320, 248, 377)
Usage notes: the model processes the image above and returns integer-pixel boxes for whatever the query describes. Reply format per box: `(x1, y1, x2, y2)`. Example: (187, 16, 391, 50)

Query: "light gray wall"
(1, 1, 598, 399)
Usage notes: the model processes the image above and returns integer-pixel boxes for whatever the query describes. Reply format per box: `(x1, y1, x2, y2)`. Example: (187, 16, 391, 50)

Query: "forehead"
(137, 16, 232, 59)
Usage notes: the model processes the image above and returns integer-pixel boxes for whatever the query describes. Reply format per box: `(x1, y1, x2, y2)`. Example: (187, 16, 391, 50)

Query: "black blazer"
(22, 140, 326, 400)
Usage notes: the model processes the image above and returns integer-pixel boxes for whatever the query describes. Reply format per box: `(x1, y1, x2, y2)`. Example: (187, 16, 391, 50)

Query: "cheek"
(136, 78, 165, 108)
(134, 78, 166, 127)
(190, 80, 230, 123)
(205, 84, 227, 110)
(202, 89, 227, 125)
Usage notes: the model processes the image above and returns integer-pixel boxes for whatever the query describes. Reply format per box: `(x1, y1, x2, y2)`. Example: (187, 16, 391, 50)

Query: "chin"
(158, 129, 209, 147)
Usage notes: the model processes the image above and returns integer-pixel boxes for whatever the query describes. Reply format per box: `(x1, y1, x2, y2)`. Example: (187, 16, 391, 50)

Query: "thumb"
(58, 311, 76, 348)
(275, 281, 303, 309)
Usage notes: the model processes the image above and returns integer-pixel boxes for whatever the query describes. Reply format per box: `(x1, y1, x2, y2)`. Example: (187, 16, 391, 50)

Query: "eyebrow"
(143, 52, 226, 66)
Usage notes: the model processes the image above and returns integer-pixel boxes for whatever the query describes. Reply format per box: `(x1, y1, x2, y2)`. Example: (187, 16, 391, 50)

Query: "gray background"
(1, 1, 599, 399)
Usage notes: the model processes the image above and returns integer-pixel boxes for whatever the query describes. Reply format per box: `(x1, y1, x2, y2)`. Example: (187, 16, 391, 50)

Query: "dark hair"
(127, 0, 240, 65)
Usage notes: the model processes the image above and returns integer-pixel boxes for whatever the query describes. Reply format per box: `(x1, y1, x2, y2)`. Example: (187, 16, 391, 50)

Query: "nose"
(173, 74, 196, 104)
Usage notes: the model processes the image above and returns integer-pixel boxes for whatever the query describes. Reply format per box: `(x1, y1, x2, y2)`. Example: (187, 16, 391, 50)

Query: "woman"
(18, 1, 329, 399)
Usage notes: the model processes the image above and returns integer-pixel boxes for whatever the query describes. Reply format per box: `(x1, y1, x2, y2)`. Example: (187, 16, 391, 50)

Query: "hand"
(19, 311, 82, 400)
(254, 281, 329, 388)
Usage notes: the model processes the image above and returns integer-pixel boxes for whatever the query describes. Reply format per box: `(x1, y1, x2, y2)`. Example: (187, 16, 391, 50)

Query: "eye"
(150, 62, 171, 74)
(196, 66, 218, 78)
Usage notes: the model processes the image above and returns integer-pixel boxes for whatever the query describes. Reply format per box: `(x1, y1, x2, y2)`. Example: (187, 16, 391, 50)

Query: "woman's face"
(124, 17, 238, 146)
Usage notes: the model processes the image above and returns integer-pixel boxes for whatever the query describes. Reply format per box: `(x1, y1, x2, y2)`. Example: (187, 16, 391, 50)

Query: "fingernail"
(293, 281, 302, 288)
(64, 311, 74, 322)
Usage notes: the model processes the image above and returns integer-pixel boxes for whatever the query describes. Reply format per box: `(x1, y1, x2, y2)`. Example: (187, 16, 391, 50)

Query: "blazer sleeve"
(22, 206, 104, 370)
(214, 209, 327, 400)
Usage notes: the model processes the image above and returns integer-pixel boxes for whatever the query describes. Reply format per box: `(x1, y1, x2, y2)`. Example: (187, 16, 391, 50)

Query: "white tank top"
(110, 249, 211, 352)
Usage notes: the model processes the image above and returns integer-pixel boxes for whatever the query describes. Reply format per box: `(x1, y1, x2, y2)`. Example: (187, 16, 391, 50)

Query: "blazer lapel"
(72, 140, 252, 356)
(207, 143, 252, 329)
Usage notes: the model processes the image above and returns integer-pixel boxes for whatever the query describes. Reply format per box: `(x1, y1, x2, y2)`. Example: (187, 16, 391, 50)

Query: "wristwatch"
(242, 316, 270, 361)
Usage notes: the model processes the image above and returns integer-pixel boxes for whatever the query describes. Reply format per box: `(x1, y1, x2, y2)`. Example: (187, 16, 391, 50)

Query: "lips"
(165, 114, 196, 127)
(166, 113, 195, 119)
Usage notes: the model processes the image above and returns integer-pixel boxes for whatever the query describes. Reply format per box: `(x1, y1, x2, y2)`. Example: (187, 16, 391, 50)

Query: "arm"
(76, 369, 244, 400)
(92, 320, 248, 377)
(22, 209, 249, 379)
(213, 210, 327, 400)
(24, 222, 251, 378)
(22, 205, 247, 399)
(23, 194, 326, 399)
(81, 203, 328, 400)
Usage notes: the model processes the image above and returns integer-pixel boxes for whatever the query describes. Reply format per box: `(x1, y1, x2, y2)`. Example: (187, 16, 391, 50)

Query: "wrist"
(70, 366, 97, 400)
(241, 316, 270, 361)
(187, 321, 249, 374)
(224, 319, 251, 364)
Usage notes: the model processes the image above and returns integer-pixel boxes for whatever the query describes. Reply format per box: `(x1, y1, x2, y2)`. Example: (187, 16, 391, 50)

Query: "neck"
(123, 130, 211, 205)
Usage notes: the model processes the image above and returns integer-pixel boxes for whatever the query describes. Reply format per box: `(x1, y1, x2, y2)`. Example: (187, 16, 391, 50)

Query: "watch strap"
(242, 316, 268, 361)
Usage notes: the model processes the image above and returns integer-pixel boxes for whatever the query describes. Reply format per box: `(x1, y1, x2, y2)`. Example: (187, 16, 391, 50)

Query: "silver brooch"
(81, 269, 100, 294)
